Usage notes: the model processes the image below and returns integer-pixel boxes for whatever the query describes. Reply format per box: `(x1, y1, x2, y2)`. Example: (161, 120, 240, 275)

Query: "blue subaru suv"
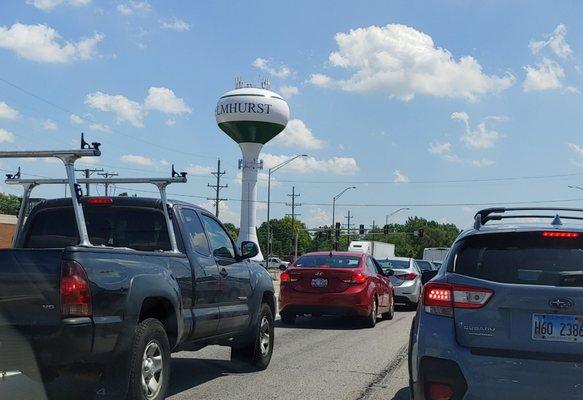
(409, 207, 583, 400)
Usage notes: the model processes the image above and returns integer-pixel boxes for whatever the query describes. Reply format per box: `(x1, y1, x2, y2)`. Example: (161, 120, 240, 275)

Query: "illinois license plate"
(311, 278, 328, 288)
(532, 313, 583, 342)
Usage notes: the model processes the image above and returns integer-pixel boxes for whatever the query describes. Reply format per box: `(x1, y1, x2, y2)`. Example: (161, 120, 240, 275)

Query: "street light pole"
(385, 207, 410, 227)
(266, 154, 308, 262)
(332, 186, 356, 250)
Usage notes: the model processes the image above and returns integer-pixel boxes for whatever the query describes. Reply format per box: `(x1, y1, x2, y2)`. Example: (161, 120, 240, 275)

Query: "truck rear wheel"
(128, 318, 171, 400)
(231, 303, 274, 370)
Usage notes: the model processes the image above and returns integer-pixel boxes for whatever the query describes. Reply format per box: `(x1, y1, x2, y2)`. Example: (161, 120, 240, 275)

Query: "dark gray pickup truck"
(0, 196, 276, 400)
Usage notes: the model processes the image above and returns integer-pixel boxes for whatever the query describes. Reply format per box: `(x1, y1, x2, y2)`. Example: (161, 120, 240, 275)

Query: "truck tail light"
(87, 197, 113, 205)
(60, 260, 92, 317)
(423, 282, 493, 317)
(427, 382, 453, 400)
(396, 273, 418, 281)
(343, 273, 367, 284)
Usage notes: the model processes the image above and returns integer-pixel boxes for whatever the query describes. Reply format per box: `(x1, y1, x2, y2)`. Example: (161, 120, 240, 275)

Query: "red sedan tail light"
(423, 282, 493, 317)
(280, 271, 298, 283)
(342, 272, 367, 285)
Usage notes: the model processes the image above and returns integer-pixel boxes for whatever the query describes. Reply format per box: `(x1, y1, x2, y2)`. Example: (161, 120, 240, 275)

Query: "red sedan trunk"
(278, 252, 394, 327)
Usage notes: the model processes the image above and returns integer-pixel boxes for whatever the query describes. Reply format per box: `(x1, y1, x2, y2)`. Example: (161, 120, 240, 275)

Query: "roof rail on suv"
(474, 207, 583, 229)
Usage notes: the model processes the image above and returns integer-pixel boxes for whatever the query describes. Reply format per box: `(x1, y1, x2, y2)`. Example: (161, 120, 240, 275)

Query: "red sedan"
(278, 251, 395, 328)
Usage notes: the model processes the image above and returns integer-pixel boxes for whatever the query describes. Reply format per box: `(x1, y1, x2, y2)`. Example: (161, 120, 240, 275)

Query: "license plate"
(311, 278, 328, 288)
(532, 313, 583, 342)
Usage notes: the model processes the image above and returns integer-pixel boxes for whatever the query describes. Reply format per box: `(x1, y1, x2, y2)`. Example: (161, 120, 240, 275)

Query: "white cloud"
(523, 58, 565, 92)
(270, 119, 324, 150)
(121, 154, 154, 166)
(69, 113, 83, 124)
(186, 164, 213, 175)
(529, 24, 572, 59)
(393, 170, 409, 183)
(252, 58, 291, 78)
(308, 73, 334, 87)
(165, 118, 176, 126)
(0, 101, 18, 120)
(42, 119, 57, 131)
(262, 153, 359, 175)
(144, 87, 191, 114)
(89, 122, 111, 133)
(198, 200, 239, 226)
(568, 143, 583, 157)
(278, 85, 299, 99)
(0, 23, 103, 63)
(452, 112, 500, 149)
(161, 18, 190, 31)
(310, 23, 513, 101)
(470, 159, 495, 167)
(308, 207, 331, 227)
(27, 0, 91, 11)
(0, 128, 15, 143)
(117, 1, 151, 15)
(565, 86, 580, 94)
(86, 91, 144, 127)
(428, 142, 451, 154)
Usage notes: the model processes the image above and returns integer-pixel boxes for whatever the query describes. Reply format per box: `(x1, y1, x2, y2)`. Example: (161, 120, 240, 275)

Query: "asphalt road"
(0, 309, 415, 400)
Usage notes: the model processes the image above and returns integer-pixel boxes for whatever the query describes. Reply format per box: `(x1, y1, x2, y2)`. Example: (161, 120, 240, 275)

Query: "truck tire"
(231, 303, 274, 370)
(128, 318, 171, 400)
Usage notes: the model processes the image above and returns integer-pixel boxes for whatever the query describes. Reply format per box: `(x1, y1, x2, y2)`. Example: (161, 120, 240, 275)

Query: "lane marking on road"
(356, 343, 409, 400)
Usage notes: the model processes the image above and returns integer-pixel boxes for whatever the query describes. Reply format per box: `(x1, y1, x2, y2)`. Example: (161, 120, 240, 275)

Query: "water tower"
(215, 79, 290, 260)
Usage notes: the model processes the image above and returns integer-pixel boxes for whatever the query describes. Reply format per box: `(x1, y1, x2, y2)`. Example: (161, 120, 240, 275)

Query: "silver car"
(377, 257, 422, 306)
(410, 207, 583, 399)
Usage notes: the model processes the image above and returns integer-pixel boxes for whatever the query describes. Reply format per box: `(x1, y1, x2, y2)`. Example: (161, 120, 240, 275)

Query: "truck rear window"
(24, 206, 171, 251)
(453, 232, 583, 287)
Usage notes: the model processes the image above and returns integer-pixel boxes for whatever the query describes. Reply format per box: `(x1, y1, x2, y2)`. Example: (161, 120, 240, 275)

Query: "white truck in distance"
(348, 241, 395, 259)
(422, 247, 450, 263)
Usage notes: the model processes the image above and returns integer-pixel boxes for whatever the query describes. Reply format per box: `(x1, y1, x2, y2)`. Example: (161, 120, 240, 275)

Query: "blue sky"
(1, 0, 583, 229)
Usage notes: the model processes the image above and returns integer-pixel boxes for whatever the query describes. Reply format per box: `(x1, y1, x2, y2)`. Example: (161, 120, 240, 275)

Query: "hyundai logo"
(549, 298, 574, 310)
(314, 271, 325, 277)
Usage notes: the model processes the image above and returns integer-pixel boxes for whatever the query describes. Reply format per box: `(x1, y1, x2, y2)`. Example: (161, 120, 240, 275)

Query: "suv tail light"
(396, 272, 417, 281)
(280, 271, 298, 283)
(60, 260, 92, 317)
(342, 272, 367, 285)
(423, 282, 493, 317)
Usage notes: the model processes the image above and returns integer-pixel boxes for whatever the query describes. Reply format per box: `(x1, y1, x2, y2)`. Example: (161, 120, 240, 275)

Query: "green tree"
(257, 216, 311, 258)
(0, 193, 21, 216)
(223, 223, 239, 242)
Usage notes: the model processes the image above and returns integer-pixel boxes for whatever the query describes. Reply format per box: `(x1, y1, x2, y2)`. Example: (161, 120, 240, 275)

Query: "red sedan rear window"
(295, 255, 360, 268)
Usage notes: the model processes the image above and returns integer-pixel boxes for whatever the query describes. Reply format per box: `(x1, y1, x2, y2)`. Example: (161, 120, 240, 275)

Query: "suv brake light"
(396, 273, 417, 281)
(423, 282, 493, 317)
(60, 260, 92, 317)
(87, 197, 113, 205)
(541, 231, 580, 238)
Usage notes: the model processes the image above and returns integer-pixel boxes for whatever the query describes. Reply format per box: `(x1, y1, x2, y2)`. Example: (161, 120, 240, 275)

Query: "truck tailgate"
(0, 249, 64, 327)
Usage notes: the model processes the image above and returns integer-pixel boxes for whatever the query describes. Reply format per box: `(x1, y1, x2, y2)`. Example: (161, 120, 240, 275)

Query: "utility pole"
(75, 168, 103, 196)
(97, 171, 118, 196)
(207, 159, 228, 217)
(345, 210, 353, 245)
(286, 186, 301, 259)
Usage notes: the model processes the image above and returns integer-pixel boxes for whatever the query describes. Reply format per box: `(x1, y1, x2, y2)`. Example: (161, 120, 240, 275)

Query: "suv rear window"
(24, 206, 171, 251)
(453, 232, 583, 287)
(296, 255, 361, 268)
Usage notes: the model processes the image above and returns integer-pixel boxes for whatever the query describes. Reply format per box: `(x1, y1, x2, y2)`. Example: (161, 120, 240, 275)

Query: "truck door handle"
(219, 268, 228, 277)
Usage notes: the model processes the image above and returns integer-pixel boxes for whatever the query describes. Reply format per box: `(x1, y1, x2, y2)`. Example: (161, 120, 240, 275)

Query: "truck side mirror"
(240, 241, 259, 260)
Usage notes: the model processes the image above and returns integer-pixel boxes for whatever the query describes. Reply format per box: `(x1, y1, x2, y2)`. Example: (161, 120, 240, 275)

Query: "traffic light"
(383, 224, 389, 235)
(335, 222, 341, 238)
(418, 228, 424, 238)
(359, 224, 365, 235)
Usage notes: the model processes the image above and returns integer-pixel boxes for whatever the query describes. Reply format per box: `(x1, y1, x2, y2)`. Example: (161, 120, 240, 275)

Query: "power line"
(75, 168, 103, 196)
(286, 186, 301, 222)
(207, 159, 228, 217)
(97, 171, 119, 196)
